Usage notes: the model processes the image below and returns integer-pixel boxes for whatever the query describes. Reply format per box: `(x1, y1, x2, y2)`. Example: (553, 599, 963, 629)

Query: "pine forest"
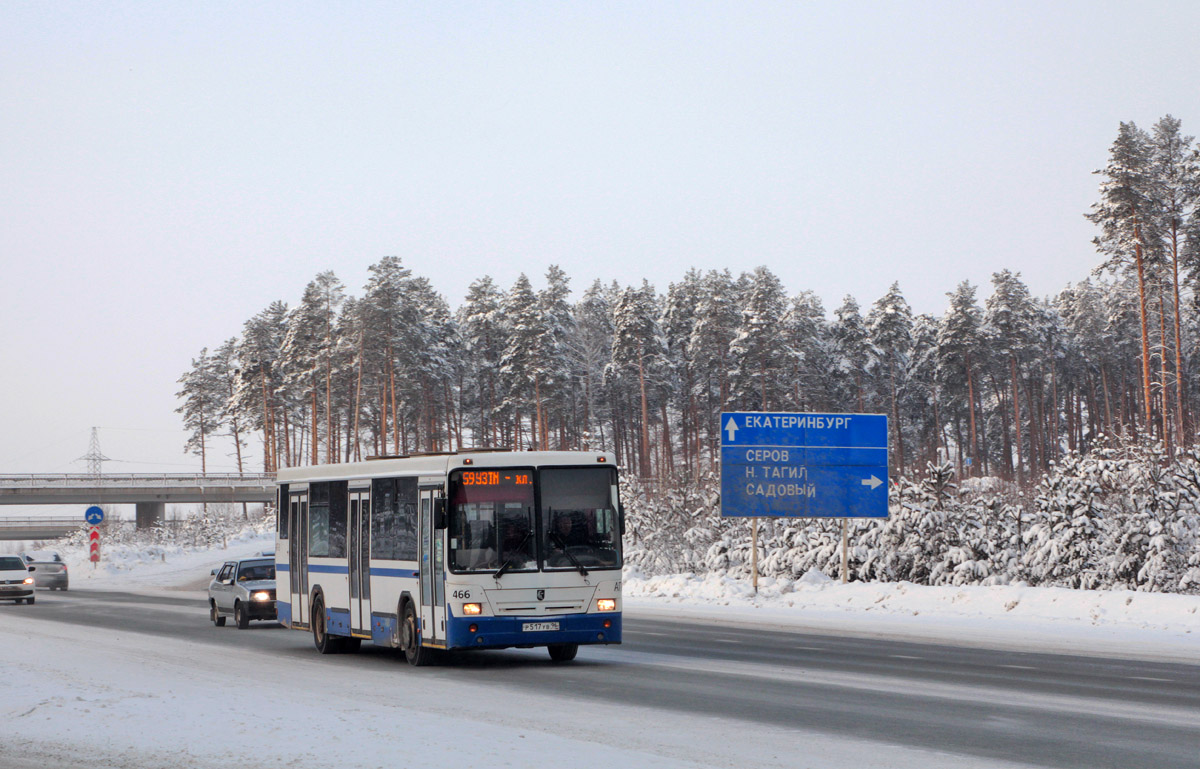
(177, 117, 1200, 594)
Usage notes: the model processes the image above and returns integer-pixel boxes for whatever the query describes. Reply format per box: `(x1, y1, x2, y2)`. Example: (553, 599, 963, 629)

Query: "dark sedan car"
(22, 550, 68, 590)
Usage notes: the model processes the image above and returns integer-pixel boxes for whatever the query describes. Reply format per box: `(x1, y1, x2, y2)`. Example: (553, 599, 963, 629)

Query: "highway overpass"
(0, 474, 276, 531)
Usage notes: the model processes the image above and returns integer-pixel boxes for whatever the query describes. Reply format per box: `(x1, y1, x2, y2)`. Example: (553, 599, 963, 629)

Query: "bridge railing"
(0, 474, 275, 488)
(0, 517, 84, 528)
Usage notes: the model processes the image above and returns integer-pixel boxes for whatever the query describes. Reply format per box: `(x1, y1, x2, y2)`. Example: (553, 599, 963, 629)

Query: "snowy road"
(3, 588, 1198, 769)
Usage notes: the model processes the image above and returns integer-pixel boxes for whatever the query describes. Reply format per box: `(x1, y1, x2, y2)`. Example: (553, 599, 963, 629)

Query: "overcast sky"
(3, 1, 1198, 481)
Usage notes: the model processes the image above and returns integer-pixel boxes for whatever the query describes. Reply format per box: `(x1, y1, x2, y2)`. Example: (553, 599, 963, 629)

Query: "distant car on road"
(22, 550, 68, 590)
(208, 557, 277, 629)
(0, 555, 35, 604)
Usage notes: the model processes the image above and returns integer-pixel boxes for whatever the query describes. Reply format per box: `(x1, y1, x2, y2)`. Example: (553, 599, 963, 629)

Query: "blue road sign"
(85, 506, 105, 526)
(720, 412, 888, 518)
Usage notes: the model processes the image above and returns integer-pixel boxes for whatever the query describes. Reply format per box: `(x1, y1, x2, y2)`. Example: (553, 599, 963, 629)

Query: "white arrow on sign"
(861, 475, 883, 490)
(724, 417, 739, 442)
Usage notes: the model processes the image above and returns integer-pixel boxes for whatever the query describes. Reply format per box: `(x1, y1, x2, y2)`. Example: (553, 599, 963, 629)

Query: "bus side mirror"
(433, 498, 447, 530)
(619, 513, 626, 537)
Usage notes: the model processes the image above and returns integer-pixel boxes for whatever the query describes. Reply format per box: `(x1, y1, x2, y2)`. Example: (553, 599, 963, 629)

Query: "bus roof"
(274, 450, 617, 485)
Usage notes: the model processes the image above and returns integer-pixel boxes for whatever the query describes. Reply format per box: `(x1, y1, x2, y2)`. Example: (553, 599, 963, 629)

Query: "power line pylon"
(79, 427, 110, 477)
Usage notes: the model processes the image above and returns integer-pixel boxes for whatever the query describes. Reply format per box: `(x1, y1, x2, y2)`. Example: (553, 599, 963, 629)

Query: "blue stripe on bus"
(308, 564, 349, 574)
(274, 563, 417, 575)
(371, 568, 419, 578)
(273, 563, 416, 578)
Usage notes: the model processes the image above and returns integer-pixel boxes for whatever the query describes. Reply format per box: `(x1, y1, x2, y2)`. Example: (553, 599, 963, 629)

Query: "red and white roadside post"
(89, 527, 101, 568)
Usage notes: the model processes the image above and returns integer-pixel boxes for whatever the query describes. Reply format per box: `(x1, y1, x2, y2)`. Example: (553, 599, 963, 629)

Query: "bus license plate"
(522, 621, 560, 632)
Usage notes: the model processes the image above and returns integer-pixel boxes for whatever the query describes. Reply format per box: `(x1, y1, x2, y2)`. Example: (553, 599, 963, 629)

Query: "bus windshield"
(449, 469, 536, 573)
(541, 467, 622, 570)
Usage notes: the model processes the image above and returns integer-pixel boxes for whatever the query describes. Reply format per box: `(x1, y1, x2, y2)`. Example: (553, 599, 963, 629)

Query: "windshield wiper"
(493, 530, 532, 579)
(550, 532, 588, 577)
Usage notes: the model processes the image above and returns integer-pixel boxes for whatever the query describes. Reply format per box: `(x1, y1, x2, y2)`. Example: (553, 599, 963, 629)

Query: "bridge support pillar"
(135, 502, 165, 530)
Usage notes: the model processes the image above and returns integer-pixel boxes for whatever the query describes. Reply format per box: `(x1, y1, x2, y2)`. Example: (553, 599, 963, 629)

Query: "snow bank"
(56, 530, 274, 591)
(624, 568, 1200, 662)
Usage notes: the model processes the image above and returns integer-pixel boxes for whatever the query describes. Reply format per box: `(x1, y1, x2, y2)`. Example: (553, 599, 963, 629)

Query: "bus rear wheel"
(401, 601, 435, 667)
(312, 595, 342, 654)
(547, 643, 578, 662)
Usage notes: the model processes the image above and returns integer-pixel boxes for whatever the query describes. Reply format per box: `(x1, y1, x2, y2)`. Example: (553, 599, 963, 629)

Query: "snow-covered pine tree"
(499, 274, 544, 449)
(607, 281, 668, 478)
(232, 301, 288, 470)
(1147, 115, 1198, 443)
(535, 265, 577, 450)
(210, 338, 248, 481)
(831, 295, 872, 413)
(176, 348, 223, 474)
(280, 272, 344, 465)
(1087, 121, 1158, 434)
(784, 290, 835, 412)
(937, 281, 984, 474)
(984, 270, 1038, 484)
(458, 276, 505, 448)
(573, 280, 615, 452)
(867, 282, 914, 473)
(728, 266, 790, 412)
(663, 270, 703, 475)
(688, 269, 740, 470)
(360, 256, 415, 456)
(404, 276, 460, 452)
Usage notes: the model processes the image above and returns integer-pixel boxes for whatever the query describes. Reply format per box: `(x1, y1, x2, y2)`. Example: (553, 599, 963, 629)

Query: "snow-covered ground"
(2, 536, 1197, 768)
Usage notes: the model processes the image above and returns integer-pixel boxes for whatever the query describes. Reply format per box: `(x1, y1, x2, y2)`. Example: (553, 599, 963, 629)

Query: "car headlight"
(596, 598, 616, 612)
(251, 591, 272, 602)
(23, 577, 34, 585)
(462, 602, 482, 615)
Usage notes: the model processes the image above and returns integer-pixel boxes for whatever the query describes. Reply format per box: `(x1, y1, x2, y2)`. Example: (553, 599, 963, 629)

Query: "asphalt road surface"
(16, 588, 1200, 769)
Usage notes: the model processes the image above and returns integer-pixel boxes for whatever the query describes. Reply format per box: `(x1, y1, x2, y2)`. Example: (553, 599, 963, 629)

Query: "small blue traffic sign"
(720, 412, 889, 518)
(85, 506, 105, 526)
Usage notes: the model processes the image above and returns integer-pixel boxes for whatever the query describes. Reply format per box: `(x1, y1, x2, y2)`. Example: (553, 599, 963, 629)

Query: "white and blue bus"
(275, 450, 623, 665)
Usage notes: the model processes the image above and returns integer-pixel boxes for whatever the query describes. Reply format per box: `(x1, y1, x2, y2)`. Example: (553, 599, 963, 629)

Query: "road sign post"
(85, 506, 104, 567)
(720, 412, 889, 587)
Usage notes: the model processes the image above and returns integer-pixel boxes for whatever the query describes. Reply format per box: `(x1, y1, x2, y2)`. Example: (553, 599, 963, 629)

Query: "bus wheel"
(547, 643, 578, 662)
(312, 595, 340, 654)
(401, 602, 434, 667)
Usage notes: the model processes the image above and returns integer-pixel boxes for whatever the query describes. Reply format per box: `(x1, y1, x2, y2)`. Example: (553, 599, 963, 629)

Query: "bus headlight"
(463, 603, 482, 615)
(252, 591, 271, 602)
(596, 598, 616, 612)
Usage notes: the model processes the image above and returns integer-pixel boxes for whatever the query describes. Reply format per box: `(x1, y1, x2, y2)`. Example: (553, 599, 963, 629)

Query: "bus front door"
(348, 488, 371, 636)
(418, 487, 446, 646)
(289, 491, 309, 627)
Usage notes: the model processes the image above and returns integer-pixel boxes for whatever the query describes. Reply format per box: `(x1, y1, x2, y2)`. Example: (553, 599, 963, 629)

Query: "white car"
(0, 555, 36, 604)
